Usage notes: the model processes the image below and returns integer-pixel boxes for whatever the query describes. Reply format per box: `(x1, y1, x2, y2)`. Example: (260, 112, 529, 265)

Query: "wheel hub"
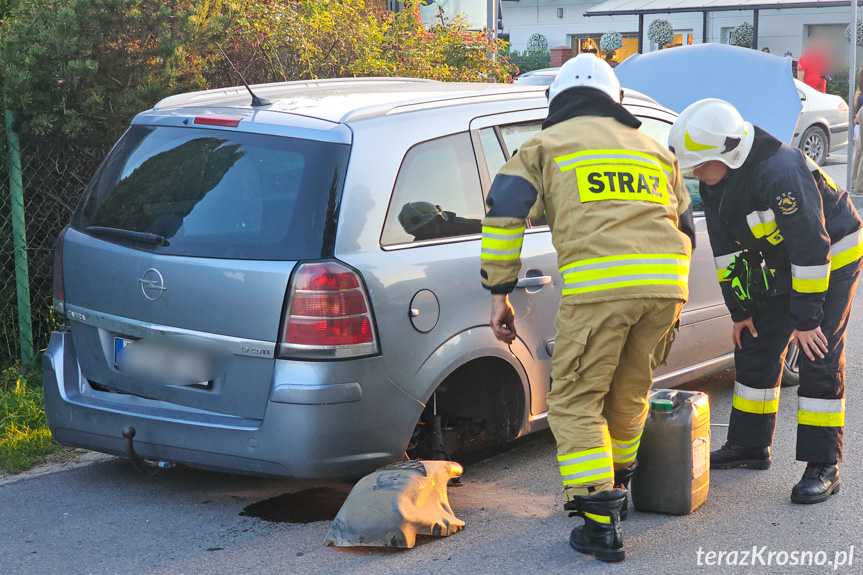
(804, 135, 824, 163)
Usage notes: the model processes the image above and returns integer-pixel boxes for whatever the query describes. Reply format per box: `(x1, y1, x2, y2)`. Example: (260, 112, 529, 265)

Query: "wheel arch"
(409, 326, 533, 441)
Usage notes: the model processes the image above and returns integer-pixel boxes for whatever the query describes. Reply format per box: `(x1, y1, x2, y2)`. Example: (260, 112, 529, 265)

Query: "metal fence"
(0, 112, 104, 370)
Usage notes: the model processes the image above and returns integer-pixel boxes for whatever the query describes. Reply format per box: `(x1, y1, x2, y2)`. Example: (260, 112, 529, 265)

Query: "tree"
(0, 0, 237, 144)
(0, 0, 515, 145)
(226, 0, 515, 84)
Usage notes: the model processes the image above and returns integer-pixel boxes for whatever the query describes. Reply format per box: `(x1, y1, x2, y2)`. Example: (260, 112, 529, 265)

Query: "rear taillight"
(278, 261, 378, 359)
(53, 226, 68, 317)
(839, 101, 849, 112)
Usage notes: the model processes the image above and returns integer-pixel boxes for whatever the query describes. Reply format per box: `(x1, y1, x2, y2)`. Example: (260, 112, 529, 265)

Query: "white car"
(790, 79, 849, 166)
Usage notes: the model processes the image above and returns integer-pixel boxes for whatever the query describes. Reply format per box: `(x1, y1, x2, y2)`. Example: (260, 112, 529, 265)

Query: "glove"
(724, 251, 772, 315)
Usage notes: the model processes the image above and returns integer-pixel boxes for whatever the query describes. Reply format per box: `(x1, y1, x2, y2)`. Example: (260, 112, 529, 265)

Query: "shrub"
(846, 19, 863, 47)
(730, 22, 754, 48)
(648, 19, 674, 49)
(506, 32, 550, 74)
(600, 31, 623, 53)
(0, 363, 58, 474)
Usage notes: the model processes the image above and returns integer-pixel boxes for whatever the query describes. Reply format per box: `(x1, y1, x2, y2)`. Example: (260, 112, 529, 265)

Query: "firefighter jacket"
(480, 89, 692, 304)
(702, 127, 863, 331)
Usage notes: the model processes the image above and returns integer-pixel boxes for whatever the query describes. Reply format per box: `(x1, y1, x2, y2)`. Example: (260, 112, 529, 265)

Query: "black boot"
(614, 463, 637, 521)
(564, 489, 626, 562)
(710, 441, 771, 470)
(791, 463, 840, 504)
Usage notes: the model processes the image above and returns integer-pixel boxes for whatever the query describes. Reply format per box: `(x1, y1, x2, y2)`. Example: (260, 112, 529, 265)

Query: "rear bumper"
(42, 330, 423, 479)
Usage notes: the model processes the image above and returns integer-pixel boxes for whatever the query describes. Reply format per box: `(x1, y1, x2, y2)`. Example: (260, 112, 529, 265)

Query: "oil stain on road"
(240, 486, 350, 523)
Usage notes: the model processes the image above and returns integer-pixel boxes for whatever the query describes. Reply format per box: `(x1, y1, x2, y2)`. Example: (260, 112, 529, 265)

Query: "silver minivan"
(43, 78, 734, 479)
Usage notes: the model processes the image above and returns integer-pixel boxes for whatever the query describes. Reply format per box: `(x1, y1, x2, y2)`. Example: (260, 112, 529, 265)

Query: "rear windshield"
(71, 126, 350, 260)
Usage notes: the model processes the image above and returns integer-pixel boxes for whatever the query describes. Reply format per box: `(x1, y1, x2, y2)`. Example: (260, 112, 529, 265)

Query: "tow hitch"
(121, 427, 166, 476)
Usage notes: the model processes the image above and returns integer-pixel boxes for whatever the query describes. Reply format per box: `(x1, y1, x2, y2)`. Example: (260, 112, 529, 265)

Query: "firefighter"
(481, 54, 695, 561)
(398, 201, 482, 241)
(669, 99, 862, 504)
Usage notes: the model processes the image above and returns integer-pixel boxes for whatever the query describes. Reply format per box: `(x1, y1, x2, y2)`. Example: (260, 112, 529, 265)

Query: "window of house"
(668, 31, 694, 48)
(381, 133, 485, 246)
(571, 33, 639, 65)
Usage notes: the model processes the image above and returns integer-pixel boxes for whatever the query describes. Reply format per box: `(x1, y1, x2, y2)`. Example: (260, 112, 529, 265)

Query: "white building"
(501, 0, 862, 67)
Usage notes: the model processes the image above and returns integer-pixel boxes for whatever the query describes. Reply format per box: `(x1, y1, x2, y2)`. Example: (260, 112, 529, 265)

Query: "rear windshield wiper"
(86, 226, 167, 246)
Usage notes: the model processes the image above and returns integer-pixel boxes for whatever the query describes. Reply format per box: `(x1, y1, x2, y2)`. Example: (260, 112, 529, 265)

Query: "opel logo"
(139, 268, 166, 301)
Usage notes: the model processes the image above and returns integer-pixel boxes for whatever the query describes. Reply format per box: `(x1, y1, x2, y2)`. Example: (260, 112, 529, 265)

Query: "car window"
(381, 133, 484, 246)
(479, 128, 507, 182)
(483, 121, 548, 227)
(514, 75, 556, 86)
(72, 126, 349, 260)
(637, 116, 703, 212)
(637, 116, 672, 148)
(500, 122, 542, 155)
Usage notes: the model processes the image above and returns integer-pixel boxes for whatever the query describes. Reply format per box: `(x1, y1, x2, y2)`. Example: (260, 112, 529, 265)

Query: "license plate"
(114, 337, 134, 367)
(113, 335, 217, 388)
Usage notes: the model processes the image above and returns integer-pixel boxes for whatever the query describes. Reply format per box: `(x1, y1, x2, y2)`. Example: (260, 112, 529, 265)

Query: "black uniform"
(702, 127, 862, 464)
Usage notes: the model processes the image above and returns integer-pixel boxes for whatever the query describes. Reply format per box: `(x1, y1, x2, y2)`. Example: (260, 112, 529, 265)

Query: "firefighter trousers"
(547, 297, 684, 501)
(729, 260, 861, 463)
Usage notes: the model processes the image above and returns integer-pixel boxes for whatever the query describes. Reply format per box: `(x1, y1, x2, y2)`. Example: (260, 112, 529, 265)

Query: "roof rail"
(340, 86, 546, 123)
(153, 77, 439, 110)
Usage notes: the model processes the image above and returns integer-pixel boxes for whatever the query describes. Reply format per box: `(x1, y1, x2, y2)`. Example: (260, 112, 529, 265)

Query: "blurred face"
(692, 160, 728, 185)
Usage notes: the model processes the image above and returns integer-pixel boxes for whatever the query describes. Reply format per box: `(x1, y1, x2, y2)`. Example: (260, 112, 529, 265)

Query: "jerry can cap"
(651, 398, 674, 412)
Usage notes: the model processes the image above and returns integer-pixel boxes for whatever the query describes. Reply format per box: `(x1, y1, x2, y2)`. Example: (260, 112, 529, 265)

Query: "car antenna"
(215, 43, 271, 107)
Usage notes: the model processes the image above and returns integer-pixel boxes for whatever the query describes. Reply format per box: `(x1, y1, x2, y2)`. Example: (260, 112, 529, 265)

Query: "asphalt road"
(3, 152, 863, 575)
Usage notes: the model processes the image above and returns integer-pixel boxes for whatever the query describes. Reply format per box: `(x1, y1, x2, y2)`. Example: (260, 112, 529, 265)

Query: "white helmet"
(668, 99, 755, 171)
(548, 54, 621, 104)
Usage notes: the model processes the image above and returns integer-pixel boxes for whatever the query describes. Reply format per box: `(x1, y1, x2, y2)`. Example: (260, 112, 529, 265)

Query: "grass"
(0, 362, 61, 474)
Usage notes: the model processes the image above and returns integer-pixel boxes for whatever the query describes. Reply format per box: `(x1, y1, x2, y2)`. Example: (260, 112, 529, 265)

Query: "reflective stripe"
(554, 149, 673, 175)
(560, 254, 689, 295)
(481, 226, 525, 261)
(791, 263, 830, 293)
(830, 229, 863, 271)
(611, 433, 641, 464)
(798, 397, 845, 427)
(558, 445, 614, 486)
(732, 381, 780, 414)
(584, 512, 611, 524)
(807, 157, 839, 191)
(714, 251, 742, 282)
(685, 130, 717, 152)
(746, 209, 783, 244)
(746, 209, 775, 229)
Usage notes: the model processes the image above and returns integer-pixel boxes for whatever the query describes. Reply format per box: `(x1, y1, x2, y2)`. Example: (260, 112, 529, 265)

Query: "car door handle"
(516, 276, 552, 288)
